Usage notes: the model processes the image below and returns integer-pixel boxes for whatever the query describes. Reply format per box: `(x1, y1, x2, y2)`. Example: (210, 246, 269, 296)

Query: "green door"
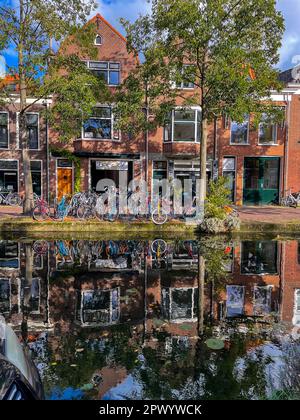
(243, 157, 280, 205)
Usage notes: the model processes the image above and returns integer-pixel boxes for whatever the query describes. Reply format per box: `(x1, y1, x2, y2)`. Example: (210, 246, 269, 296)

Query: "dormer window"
(94, 35, 102, 46)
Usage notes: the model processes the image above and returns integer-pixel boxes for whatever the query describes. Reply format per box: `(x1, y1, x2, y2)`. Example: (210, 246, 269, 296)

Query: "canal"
(0, 236, 299, 400)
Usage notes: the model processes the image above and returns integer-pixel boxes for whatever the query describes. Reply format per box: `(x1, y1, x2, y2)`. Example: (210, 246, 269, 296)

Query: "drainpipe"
(45, 101, 50, 203)
(283, 94, 291, 197)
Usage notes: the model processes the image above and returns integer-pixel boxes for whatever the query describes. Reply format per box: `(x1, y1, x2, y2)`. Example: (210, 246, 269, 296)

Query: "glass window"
(226, 285, 245, 317)
(241, 241, 278, 275)
(230, 117, 249, 144)
(263, 159, 279, 189)
(223, 158, 236, 202)
(30, 161, 42, 197)
(0, 279, 10, 313)
(176, 65, 195, 89)
(162, 287, 198, 320)
(244, 158, 259, 189)
(0, 113, 8, 149)
(94, 35, 102, 45)
(88, 61, 120, 85)
(80, 288, 120, 325)
(26, 114, 39, 149)
(83, 107, 118, 140)
(259, 114, 277, 144)
(169, 109, 201, 142)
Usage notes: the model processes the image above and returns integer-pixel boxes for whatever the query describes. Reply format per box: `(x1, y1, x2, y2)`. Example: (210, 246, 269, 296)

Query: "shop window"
(0, 112, 9, 149)
(230, 116, 249, 144)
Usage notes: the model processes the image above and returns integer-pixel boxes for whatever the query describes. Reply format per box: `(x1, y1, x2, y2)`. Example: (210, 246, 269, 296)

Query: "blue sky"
(1, 0, 300, 74)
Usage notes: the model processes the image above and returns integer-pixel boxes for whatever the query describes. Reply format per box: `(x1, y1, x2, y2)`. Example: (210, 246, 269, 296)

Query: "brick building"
(1, 14, 300, 206)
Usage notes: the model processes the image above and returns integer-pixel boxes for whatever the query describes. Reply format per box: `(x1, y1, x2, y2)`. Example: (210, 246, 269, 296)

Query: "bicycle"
(280, 189, 300, 208)
(32, 197, 51, 221)
(0, 190, 22, 206)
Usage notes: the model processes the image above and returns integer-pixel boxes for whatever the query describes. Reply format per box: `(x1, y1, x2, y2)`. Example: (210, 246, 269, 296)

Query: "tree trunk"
(18, 0, 34, 215)
(198, 251, 205, 336)
(199, 118, 208, 204)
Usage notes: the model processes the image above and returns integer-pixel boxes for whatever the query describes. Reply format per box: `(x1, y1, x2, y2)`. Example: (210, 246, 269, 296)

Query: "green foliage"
(205, 177, 231, 220)
(117, 0, 285, 133)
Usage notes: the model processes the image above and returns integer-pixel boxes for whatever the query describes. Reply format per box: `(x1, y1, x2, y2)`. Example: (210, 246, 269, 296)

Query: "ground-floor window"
(0, 160, 18, 192)
(223, 157, 236, 202)
(30, 160, 42, 197)
(90, 160, 133, 192)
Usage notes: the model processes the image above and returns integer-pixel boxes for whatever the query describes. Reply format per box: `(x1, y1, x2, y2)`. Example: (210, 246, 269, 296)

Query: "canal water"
(1, 236, 300, 400)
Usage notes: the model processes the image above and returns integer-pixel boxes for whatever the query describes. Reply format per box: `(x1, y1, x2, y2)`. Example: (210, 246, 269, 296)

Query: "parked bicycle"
(0, 190, 22, 206)
(32, 197, 51, 221)
(280, 189, 300, 208)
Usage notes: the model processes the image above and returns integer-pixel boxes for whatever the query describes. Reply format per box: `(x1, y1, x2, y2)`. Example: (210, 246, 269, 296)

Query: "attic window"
(95, 35, 102, 46)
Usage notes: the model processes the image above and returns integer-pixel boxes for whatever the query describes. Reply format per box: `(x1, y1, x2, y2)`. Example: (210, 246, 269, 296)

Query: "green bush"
(205, 177, 231, 220)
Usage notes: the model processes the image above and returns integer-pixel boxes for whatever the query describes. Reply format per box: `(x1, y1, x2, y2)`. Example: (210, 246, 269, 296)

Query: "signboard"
(96, 161, 128, 171)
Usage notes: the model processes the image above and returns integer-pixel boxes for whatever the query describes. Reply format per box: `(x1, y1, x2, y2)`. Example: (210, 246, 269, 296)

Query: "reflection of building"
(281, 241, 300, 326)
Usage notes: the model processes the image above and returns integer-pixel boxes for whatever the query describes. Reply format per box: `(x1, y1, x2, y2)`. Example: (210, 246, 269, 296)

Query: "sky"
(1, 0, 300, 75)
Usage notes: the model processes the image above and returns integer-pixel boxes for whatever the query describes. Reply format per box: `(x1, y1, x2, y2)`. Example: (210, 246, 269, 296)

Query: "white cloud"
(91, 0, 152, 36)
(277, 0, 300, 70)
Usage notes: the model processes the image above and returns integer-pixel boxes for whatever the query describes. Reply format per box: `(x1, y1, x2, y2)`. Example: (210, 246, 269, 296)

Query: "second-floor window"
(0, 112, 8, 149)
(26, 114, 39, 149)
(230, 116, 249, 145)
(83, 107, 119, 140)
(88, 61, 120, 86)
(164, 109, 201, 142)
(176, 65, 195, 89)
(258, 114, 277, 145)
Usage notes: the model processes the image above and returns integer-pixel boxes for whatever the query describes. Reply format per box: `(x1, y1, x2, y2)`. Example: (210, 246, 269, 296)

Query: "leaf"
(205, 338, 225, 350)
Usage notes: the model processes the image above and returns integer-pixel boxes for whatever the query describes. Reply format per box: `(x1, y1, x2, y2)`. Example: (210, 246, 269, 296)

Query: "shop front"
(90, 159, 133, 193)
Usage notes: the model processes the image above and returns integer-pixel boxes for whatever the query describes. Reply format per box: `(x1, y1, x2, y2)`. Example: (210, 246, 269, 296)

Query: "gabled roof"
(89, 13, 127, 43)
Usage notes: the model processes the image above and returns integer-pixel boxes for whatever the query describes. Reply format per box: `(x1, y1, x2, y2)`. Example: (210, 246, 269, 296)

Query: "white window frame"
(16, 112, 40, 150)
(164, 107, 201, 143)
(258, 114, 278, 146)
(176, 65, 195, 90)
(78, 288, 120, 327)
(81, 106, 120, 141)
(163, 287, 198, 323)
(0, 111, 9, 150)
(94, 34, 102, 46)
(230, 116, 250, 145)
(87, 61, 121, 86)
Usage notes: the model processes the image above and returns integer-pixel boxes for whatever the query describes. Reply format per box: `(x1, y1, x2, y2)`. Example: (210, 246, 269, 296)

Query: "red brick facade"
(1, 14, 300, 206)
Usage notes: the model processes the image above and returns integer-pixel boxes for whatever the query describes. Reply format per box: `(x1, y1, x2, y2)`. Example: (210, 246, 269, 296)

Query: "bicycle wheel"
(8, 193, 22, 207)
(151, 208, 168, 225)
(32, 205, 50, 222)
(151, 239, 167, 255)
(77, 206, 88, 220)
(33, 240, 49, 254)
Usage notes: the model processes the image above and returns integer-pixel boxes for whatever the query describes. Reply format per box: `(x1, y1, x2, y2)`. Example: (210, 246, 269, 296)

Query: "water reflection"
(0, 237, 300, 400)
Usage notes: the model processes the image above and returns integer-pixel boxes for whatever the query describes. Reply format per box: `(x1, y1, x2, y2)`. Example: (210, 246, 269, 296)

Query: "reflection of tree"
(41, 324, 141, 398)
(273, 343, 300, 400)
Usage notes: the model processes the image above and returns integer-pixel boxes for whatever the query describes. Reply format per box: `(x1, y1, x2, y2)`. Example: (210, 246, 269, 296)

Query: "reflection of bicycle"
(0, 191, 22, 206)
(151, 239, 167, 257)
(33, 240, 49, 255)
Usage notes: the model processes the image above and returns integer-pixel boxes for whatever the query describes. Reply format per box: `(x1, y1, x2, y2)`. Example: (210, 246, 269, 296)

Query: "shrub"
(205, 177, 231, 220)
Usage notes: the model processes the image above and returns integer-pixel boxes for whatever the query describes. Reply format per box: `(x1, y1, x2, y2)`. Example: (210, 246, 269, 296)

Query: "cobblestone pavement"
(1, 205, 300, 224)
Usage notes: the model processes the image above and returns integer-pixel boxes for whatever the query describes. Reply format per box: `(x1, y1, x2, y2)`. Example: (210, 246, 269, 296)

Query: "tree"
(118, 0, 285, 202)
(0, 1, 109, 214)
